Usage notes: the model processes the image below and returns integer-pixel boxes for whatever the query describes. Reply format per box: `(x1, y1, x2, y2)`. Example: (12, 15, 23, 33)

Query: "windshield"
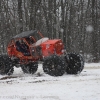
(25, 37, 35, 45)
(33, 32, 42, 41)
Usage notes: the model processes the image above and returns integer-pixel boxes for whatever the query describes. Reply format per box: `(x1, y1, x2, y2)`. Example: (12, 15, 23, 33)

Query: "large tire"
(65, 53, 84, 74)
(21, 62, 38, 74)
(43, 55, 66, 76)
(0, 55, 14, 75)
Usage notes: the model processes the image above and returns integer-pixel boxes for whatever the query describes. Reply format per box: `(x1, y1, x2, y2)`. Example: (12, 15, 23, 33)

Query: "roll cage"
(7, 30, 44, 58)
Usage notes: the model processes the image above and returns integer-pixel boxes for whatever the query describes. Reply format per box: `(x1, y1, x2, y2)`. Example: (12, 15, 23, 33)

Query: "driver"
(16, 39, 30, 56)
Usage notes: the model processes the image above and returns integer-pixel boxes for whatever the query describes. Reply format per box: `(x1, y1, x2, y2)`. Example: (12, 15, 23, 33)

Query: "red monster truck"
(0, 30, 84, 76)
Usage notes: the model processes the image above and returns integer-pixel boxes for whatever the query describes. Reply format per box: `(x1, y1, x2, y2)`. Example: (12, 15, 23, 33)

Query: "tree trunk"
(91, 0, 99, 62)
(18, 0, 23, 32)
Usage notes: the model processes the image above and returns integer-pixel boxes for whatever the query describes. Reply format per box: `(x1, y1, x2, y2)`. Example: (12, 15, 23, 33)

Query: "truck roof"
(13, 30, 38, 39)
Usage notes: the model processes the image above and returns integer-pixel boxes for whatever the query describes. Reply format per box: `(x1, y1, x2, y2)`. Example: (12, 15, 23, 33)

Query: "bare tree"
(18, 0, 23, 32)
(91, 0, 99, 62)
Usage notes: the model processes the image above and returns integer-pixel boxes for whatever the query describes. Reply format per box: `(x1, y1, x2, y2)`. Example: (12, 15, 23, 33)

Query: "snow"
(35, 38, 49, 46)
(0, 63, 100, 100)
(86, 25, 94, 32)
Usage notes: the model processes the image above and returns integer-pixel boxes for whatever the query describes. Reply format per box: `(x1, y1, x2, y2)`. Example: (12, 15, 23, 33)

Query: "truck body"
(0, 30, 84, 76)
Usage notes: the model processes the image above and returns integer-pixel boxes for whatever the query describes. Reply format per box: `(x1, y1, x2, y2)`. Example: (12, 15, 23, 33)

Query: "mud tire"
(65, 53, 84, 74)
(21, 62, 38, 74)
(43, 55, 66, 76)
(0, 55, 14, 75)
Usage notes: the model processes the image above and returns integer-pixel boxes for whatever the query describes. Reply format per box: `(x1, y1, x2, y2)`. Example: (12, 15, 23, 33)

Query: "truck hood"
(41, 39, 61, 45)
(41, 39, 64, 57)
(31, 37, 62, 47)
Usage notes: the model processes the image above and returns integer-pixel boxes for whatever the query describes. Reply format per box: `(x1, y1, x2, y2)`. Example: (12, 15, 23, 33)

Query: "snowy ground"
(0, 63, 100, 100)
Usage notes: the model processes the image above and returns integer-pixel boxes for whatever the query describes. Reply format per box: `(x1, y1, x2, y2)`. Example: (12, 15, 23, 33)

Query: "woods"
(0, 0, 100, 62)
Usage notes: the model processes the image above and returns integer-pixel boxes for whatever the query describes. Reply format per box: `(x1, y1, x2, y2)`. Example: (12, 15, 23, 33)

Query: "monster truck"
(0, 30, 84, 76)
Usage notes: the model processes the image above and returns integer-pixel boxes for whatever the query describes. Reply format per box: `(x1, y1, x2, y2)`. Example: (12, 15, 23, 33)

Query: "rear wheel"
(21, 62, 38, 74)
(65, 53, 84, 74)
(0, 55, 14, 75)
(43, 55, 66, 76)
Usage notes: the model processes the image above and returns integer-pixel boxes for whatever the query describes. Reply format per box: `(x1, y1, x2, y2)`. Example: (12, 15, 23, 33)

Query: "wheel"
(21, 62, 38, 74)
(65, 53, 84, 74)
(43, 55, 66, 76)
(0, 55, 14, 75)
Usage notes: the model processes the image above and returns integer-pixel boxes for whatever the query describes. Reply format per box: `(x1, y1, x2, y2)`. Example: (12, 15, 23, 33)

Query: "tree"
(18, 0, 23, 32)
(91, 0, 99, 62)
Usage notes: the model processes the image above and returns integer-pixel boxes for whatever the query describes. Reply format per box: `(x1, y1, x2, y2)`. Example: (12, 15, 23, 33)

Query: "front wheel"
(21, 62, 38, 74)
(43, 55, 66, 76)
(65, 53, 84, 74)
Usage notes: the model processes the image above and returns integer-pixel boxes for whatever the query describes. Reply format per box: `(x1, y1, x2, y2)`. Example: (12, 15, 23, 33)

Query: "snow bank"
(85, 63, 100, 69)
